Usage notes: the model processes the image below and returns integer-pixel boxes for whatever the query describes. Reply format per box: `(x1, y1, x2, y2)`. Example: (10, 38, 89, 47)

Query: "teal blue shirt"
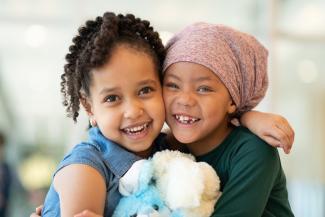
(42, 127, 168, 217)
(197, 127, 294, 217)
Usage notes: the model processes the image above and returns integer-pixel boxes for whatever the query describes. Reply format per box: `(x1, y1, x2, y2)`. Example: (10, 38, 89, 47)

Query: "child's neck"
(186, 124, 234, 157)
(136, 145, 154, 159)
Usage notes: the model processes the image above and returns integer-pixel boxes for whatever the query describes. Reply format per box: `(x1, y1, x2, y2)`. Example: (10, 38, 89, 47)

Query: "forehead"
(109, 44, 155, 66)
(91, 45, 160, 87)
(164, 62, 222, 83)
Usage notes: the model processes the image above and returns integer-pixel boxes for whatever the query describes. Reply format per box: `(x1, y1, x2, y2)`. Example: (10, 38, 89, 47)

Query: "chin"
(173, 134, 196, 144)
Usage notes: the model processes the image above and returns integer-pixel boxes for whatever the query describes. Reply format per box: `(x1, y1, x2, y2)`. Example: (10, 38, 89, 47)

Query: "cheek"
(200, 97, 226, 115)
(95, 107, 120, 125)
(146, 96, 165, 121)
(162, 90, 173, 108)
(154, 99, 166, 121)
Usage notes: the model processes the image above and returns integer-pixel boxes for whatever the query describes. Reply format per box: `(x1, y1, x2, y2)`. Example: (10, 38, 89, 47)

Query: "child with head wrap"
(162, 22, 294, 216)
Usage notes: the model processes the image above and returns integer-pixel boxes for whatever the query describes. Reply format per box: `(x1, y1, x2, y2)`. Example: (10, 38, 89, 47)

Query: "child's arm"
(74, 210, 102, 217)
(54, 164, 106, 217)
(239, 111, 294, 154)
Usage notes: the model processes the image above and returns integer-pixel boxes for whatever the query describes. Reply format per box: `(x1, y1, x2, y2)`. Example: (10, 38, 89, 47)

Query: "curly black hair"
(61, 12, 166, 122)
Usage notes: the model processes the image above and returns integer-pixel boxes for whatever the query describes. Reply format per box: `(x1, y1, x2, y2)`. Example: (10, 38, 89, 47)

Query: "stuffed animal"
(112, 150, 221, 217)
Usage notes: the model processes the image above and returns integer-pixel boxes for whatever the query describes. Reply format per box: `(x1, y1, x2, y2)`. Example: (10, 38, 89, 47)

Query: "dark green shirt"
(197, 127, 294, 217)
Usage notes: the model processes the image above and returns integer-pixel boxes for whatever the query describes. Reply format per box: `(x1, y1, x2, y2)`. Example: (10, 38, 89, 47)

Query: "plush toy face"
(112, 160, 173, 217)
(112, 150, 220, 217)
(113, 185, 171, 217)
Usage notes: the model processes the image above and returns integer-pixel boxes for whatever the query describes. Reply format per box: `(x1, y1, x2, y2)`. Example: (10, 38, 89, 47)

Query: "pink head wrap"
(163, 22, 269, 115)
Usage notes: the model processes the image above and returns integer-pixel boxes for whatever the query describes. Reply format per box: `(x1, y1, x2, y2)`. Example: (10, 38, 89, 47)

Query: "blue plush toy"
(112, 159, 181, 217)
(112, 150, 221, 217)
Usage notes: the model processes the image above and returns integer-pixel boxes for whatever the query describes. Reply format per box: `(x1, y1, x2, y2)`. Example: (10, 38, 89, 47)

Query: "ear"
(227, 101, 237, 114)
(80, 93, 94, 116)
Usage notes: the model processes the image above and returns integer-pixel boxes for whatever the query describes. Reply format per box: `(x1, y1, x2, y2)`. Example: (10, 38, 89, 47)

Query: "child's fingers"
(276, 123, 295, 147)
(230, 118, 240, 126)
(35, 205, 43, 215)
(261, 135, 282, 148)
(262, 135, 291, 154)
(274, 123, 294, 153)
(273, 115, 295, 145)
(263, 136, 291, 154)
(29, 205, 43, 217)
(265, 126, 291, 150)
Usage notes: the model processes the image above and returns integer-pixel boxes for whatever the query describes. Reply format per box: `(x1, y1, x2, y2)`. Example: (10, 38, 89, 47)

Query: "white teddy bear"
(115, 150, 221, 217)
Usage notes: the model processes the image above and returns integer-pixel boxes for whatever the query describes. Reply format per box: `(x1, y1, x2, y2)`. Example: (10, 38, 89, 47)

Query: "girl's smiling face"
(84, 45, 165, 158)
(163, 62, 236, 155)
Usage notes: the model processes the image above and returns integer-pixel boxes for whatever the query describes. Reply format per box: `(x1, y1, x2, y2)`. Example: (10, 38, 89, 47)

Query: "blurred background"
(0, 0, 324, 216)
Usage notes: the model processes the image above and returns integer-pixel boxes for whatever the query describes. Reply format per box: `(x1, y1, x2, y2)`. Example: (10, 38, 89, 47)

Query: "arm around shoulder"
(239, 110, 295, 154)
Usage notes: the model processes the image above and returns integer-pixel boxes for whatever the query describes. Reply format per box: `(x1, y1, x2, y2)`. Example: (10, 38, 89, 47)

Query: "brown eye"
(197, 86, 213, 93)
(139, 86, 154, 96)
(105, 95, 120, 102)
(164, 82, 179, 89)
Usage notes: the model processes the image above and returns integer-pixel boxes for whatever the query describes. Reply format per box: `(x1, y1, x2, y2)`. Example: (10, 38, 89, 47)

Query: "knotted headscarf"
(163, 22, 269, 115)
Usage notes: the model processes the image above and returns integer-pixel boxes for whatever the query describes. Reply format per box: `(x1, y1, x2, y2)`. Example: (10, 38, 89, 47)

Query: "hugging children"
(35, 12, 294, 217)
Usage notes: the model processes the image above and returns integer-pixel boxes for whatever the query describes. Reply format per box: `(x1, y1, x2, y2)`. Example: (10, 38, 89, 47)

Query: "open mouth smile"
(174, 114, 200, 125)
(121, 122, 151, 138)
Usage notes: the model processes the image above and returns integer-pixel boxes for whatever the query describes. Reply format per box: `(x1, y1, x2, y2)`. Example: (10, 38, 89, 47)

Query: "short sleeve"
(54, 143, 111, 186)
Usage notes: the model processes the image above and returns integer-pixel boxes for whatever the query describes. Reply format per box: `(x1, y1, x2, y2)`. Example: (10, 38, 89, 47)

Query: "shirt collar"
(88, 127, 142, 178)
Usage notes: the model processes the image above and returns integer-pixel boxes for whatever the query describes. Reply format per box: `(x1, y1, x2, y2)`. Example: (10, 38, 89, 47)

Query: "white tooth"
(125, 124, 148, 134)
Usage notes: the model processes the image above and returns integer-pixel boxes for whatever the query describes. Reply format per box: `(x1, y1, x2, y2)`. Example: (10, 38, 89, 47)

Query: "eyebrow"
(166, 73, 221, 83)
(137, 79, 158, 86)
(165, 73, 181, 81)
(99, 87, 119, 95)
(99, 79, 158, 95)
(195, 76, 213, 82)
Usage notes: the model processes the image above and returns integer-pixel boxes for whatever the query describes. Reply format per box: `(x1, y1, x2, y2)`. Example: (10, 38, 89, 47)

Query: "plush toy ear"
(137, 160, 154, 194)
(119, 160, 147, 196)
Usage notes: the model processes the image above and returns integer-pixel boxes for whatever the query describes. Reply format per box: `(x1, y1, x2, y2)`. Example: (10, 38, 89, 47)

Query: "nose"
(176, 91, 196, 107)
(123, 99, 144, 119)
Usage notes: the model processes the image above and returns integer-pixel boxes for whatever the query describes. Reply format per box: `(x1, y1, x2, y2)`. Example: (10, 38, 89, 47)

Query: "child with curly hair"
(38, 13, 294, 217)
(41, 12, 167, 217)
